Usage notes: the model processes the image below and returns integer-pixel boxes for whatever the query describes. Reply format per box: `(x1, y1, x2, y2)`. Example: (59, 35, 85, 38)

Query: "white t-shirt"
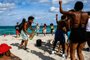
(86, 18, 90, 32)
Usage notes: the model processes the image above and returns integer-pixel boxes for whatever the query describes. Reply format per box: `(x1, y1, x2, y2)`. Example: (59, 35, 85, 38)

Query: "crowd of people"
(15, 21, 55, 37)
(51, 1, 90, 60)
(13, 0, 90, 60)
(0, 0, 90, 60)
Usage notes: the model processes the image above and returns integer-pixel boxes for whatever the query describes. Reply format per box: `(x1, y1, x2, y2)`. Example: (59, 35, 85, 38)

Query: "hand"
(29, 33, 33, 37)
(59, 0, 62, 5)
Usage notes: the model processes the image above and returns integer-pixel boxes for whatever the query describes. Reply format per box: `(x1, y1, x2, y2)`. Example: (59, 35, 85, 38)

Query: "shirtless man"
(19, 16, 34, 50)
(59, 1, 89, 60)
(52, 14, 67, 57)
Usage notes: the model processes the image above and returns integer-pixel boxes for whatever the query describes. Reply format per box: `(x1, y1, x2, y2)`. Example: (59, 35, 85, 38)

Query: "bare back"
(71, 12, 88, 29)
(23, 22, 28, 32)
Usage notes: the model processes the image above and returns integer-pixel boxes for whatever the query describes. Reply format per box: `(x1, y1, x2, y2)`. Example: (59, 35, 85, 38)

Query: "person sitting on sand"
(19, 16, 35, 50)
(59, 0, 89, 60)
(0, 43, 21, 60)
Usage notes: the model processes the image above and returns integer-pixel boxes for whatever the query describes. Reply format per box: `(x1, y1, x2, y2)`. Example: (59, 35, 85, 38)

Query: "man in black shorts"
(59, 0, 89, 60)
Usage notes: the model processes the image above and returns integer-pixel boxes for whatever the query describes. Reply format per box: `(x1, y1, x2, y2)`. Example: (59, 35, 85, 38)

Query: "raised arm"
(56, 14, 59, 24)
(59, 0, 73, 15)
(56, 14, 58, 21)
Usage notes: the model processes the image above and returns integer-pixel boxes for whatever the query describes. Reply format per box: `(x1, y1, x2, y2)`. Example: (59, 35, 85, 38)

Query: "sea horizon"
(0, 25, 57, 35)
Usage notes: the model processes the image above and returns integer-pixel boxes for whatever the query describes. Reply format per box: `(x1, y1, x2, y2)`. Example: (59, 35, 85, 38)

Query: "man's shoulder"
(81, 11, 88, 15)
(81, 12, 89, 19)
(23, 22, 28, 26)
(74, 11, 88, 17)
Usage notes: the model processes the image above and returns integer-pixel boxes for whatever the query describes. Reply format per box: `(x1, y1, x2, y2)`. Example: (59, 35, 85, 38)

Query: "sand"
(0, 34, 90, 60)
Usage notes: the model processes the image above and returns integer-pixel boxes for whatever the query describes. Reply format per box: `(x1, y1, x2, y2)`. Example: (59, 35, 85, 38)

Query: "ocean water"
(0, 26, 57, 35)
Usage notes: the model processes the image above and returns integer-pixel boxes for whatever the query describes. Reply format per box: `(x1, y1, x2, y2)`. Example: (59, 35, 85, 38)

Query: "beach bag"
(19, 23, 23, 33)
(36, 39, 42, 47)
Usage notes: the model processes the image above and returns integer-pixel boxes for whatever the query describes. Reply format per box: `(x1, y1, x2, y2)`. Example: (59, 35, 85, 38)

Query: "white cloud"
(67, 8, 71, 11)
(0, 3, 15, 11)
(0, 0, 88, 5)
(81, 0, 88, 3)
(25, 0, 49, 4)
(52, 0, 88, 4)
(50, 0, 89, 12)
(39, 0, 49, 3)
(52, 0, 59, 4)
(0, 3, 15, 8)
(52, 0, 73, 4)
(50, 6, 59, 12)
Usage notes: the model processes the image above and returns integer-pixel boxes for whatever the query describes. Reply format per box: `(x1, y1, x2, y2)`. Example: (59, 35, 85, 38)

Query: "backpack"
(19, 23, 24, 33)
(36, 39, 42, 47)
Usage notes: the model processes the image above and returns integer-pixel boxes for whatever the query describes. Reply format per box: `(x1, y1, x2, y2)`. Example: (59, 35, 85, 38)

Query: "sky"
(0, 0, 90, 26)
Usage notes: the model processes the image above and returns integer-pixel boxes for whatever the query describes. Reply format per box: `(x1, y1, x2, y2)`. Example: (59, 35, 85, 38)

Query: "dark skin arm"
(29, 26, 35, 37)
(63, 26, 67, 32)
(23, 22, 29, 35)
(29, 26, 35, 33)
(59, 0, 73, 15)
(81, 12, 89, 28)
(56, 14, 59, 24)
(56, 14, 58, 21)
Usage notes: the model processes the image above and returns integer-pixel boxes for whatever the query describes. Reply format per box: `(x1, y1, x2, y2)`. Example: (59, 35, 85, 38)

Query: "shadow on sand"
(83, 48, 90, 52)
(10, 43, 31, 52)
(35, 39, 53, 54)
(10, 42, 55, 60)
(10, 43, 20, 47)
(35, 39, 63, 57)
(31, 50, 55, 60)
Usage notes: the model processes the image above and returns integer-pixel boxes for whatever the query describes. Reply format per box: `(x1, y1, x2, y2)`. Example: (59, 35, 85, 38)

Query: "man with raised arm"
(52, 14, 67, 58)
(59, 0, 89, 60)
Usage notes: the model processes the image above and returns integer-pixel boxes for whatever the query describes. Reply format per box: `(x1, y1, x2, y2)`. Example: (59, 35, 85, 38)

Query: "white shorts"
(20, 30, 28, 40)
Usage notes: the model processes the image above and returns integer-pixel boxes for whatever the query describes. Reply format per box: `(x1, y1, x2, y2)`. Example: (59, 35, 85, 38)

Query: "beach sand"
(0, 34, 90, 60)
